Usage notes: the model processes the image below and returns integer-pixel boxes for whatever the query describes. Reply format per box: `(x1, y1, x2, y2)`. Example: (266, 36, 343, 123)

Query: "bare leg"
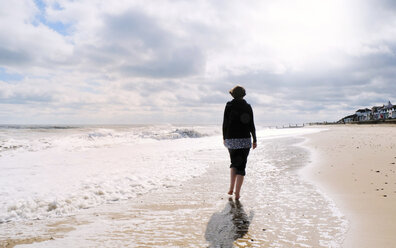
(234, 175, 244, 200)
(228, 168, 236, 195)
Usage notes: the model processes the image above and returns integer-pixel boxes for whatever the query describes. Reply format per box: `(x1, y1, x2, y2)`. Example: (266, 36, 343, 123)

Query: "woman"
(222, 85, 257, 200)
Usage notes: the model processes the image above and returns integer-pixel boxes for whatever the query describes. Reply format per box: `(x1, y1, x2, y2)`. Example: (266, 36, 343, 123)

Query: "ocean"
(0, 125, 347, 247)
(0, 125, 221, 223)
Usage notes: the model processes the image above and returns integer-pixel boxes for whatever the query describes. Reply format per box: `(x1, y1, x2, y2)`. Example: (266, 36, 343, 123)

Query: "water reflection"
(205, 198, 253, 248)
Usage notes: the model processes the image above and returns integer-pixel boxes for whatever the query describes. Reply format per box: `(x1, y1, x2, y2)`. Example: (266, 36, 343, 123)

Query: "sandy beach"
(303, 125, 396, 248)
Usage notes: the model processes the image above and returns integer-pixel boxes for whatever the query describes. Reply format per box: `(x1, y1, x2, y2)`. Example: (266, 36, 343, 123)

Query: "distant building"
(386, 101, 396, 119)
(340, 100, 395, 122)
(355, 108, 371, 121)
(371, 106, 381, 120)
(376, 101, 395, 120)
(340, 114, 357, 123)
(379, 105, 388, 119)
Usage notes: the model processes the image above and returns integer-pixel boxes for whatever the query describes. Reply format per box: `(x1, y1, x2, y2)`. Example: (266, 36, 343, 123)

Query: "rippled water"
(240, 137, 348, 247)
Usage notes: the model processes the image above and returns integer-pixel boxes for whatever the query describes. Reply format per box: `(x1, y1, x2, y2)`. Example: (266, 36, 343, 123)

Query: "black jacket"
(222, 99, 257, 142)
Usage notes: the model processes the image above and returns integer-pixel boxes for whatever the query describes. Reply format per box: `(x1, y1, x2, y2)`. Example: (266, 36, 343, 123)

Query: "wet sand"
(303, 125, 396, 248)
(1, 136, 346, 247)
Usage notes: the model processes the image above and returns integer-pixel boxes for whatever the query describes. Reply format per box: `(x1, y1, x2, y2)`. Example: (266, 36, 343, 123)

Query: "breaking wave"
(0, 126, 216, 155)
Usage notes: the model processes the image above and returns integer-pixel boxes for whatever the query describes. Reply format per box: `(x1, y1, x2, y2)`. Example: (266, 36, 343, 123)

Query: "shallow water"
(241, 137, 348, 247)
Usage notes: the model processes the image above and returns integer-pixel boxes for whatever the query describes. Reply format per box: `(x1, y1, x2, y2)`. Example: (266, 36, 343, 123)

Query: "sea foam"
(0, 125, 219, 223)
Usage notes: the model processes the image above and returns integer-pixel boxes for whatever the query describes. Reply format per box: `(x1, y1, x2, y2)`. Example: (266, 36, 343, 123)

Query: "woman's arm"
(222, 104, 229, 140)
(249, 105, 257, 149)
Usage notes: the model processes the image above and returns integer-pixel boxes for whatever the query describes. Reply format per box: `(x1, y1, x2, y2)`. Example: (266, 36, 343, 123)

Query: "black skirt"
(228, 148, 250, 176)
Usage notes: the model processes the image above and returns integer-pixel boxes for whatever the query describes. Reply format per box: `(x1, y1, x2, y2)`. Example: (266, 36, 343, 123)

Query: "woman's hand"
(253, 142, 257, 149)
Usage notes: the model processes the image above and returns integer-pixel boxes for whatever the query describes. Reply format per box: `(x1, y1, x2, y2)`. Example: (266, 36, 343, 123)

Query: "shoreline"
(302, 125, 396, 248)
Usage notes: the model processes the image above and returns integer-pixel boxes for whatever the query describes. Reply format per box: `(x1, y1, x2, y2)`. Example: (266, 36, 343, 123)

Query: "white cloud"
(1, 0, 396, 124)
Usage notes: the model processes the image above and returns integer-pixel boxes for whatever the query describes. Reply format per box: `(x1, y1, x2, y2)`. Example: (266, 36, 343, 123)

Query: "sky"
(1, 0, 396, 125)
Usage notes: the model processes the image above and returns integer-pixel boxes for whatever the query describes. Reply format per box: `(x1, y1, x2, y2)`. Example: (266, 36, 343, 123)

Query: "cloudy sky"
(1, 0, 396, 125)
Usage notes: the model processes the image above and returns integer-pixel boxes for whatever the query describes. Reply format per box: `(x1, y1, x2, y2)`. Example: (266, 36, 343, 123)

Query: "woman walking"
(222, 85, 257, 200)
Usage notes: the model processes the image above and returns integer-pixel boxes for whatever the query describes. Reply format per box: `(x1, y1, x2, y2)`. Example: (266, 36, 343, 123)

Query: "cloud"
(0, 48, 33, 66)
(1, 0, 396, 124)
(119, 46, 204, 78)
(95, 9, 206, 78)
(0, 2, 74, 73)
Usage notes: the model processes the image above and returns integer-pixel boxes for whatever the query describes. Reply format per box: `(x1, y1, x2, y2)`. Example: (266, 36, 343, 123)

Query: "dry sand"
(303, 125, 396, 248)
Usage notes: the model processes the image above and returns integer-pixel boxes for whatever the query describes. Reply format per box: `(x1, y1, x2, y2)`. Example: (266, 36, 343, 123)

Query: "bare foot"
(228, 190, 233, 195)
(235, 192, 240, 200)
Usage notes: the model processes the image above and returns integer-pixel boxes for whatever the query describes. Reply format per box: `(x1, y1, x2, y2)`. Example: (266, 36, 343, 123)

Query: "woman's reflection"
(205, 198, 253, 248)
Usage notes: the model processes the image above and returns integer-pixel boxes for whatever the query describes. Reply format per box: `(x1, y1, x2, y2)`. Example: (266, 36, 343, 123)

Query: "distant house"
(340, 114, 357, 123)
(371, 101, 395, 120)
(371, 106, 381, 120)
(355, 108, 371, 121)
(386, 101, 396, 119)
(379, 106, 388, 119)
(340, 100, 395, 123)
